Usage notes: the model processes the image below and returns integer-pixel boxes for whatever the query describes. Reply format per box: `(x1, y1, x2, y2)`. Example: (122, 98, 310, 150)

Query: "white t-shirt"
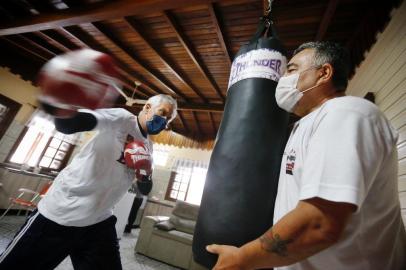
(274, 96, 406, 270)
(38, 108, 152, 227)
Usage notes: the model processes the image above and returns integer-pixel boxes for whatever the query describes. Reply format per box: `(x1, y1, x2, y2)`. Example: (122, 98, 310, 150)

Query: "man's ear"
(143, 103, 151, 112)
(319, 63, 333, 84)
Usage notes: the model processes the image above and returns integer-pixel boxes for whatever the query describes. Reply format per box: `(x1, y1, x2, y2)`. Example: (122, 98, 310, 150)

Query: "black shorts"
(0, 211, 122, 270)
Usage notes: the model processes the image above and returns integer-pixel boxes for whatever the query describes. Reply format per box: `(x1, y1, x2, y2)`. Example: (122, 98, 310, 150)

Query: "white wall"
(0, 66, 39, 123)
(346, 1, 406, 226)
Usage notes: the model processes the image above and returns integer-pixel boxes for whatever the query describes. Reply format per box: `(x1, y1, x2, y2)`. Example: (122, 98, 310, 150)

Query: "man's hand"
(206, 244, 246, 270)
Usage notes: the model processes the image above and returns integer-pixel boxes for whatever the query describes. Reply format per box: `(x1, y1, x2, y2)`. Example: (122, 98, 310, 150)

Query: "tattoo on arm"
(259, 229, 293, 257)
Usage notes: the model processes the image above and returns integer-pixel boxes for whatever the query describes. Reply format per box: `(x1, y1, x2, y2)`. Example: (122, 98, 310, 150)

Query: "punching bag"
(192, 15, 289, 268)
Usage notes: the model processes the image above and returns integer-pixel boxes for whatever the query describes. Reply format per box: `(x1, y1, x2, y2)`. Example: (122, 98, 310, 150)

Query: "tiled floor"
(0, 215, 180, 270)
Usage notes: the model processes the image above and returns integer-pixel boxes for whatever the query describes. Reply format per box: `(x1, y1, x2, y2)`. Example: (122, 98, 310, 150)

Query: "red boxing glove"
(124, 140, 152, 180)
(37, 49, 120, 117)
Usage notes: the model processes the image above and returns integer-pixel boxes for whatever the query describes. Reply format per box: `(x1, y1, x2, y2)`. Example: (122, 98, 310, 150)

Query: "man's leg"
(0, 211, 72, 270)
(124, 197, 143, 233)
(70, 215, 122, 270)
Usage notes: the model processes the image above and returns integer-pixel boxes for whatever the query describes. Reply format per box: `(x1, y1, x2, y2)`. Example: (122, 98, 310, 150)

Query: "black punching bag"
(192, 16, 289, 268)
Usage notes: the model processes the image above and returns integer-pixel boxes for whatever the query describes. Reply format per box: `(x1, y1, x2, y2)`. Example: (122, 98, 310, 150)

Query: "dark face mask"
(146, 115, 167, 135)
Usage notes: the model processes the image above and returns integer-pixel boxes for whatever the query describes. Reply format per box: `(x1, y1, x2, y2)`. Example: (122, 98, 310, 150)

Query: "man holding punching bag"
(0, 50, 178, 269)
(207, 42, 406, 269)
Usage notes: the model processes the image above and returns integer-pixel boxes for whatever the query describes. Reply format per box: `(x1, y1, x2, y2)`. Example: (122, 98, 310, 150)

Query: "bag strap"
(249, 16, 268, 44)
(249, 0, 279, 43)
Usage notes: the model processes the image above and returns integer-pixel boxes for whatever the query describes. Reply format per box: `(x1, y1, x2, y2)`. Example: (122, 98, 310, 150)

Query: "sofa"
(135, 200, 207, 270)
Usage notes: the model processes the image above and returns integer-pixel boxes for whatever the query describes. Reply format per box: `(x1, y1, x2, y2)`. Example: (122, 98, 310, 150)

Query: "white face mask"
(275, 68, 320, 112)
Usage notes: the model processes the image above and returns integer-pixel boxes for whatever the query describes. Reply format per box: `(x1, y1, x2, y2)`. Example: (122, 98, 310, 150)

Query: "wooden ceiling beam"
(119, 79, 149, 100)
(114, 67, 155, 98)
(17, 34, 57, 58)
(177, 102, 224, 112)
(0, 36, 48, 62)
(113, 69, 151, 97)
(33, 31, 71, 52)
(58, 26, 153, 98)
(162, 10, 226, 103)
(177, 111, 190, 134)
(4, 33, 145, 99)
(0, 0, 221, 36)
(315, 0, 339, 41)
(192, 111, 202, 136)
(57, 27, 89, 48)
(36, 29, 148, 99)
(123, 17, 208, 103)
(208, 3, 232, 67)
(34, 31, 77, 52)
(2, 34, 54, 62)
(90, 22, 188, 101)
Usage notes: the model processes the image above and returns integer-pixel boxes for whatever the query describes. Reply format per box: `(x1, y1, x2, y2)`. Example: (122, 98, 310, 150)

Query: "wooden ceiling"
(0, 0, 400, 143)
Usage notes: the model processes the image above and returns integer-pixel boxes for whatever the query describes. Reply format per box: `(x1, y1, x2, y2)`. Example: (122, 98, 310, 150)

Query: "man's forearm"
(237, 203, 339, 269)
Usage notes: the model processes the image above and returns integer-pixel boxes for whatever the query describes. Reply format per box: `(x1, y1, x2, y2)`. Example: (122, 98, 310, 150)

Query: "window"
(152, 149, 169, 167)
(7, 110, 77, 172)
(165, 159, 208, 205)
(38, 135, 74, 170)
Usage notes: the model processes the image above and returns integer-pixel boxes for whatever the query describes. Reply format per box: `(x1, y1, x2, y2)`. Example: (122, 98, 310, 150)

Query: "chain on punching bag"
(192, 5, 289, 268)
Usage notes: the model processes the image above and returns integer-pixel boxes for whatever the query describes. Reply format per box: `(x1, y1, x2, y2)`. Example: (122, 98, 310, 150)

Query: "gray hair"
(294, 41, 350, 92)
(147, 94, 178, 122)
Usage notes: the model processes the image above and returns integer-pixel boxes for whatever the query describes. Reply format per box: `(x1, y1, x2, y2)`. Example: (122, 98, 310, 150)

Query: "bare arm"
(207, 197, 356, 269)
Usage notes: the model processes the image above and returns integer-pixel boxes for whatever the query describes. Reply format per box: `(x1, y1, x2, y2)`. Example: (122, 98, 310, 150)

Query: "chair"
(135, 200, 206, 270)
(0, 181, 52, 221)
